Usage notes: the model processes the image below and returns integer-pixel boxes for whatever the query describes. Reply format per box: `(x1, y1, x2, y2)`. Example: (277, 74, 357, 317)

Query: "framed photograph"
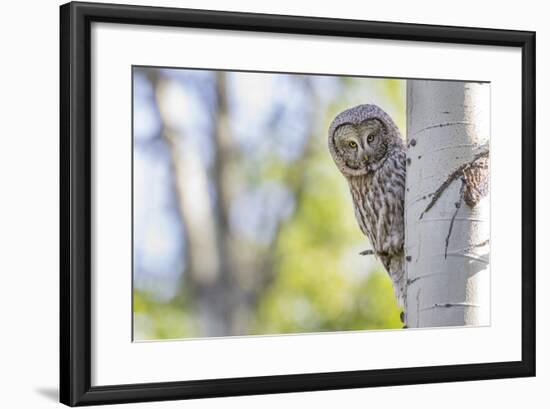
(60, 1, 535, 406)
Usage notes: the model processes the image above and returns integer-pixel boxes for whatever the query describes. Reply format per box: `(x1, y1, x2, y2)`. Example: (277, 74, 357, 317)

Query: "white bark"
(405, 80, 490, 328)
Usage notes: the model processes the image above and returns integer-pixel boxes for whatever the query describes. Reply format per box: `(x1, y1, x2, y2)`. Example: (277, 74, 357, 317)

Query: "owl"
(328, 104, 407, 310)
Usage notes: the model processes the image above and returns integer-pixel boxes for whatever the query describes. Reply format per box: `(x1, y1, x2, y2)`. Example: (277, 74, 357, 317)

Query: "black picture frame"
(60, 1, 536, 406)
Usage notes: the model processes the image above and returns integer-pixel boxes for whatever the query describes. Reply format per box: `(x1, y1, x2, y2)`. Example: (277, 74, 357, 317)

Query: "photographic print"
(61, 3, 534, 405)
(132, 67, 490, 340)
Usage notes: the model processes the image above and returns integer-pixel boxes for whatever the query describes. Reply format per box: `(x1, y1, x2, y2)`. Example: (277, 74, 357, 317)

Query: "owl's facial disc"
(331, 117, 389, 176)
(359, 118, 387, 165)
(332, 124, 369, 174)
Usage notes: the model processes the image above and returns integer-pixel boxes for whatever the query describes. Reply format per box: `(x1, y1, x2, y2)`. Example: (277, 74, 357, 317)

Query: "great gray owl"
(328, 104, 406, 309)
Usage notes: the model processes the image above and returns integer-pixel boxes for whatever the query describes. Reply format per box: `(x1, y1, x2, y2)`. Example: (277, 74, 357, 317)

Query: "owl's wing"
(353, 202, 378, 251)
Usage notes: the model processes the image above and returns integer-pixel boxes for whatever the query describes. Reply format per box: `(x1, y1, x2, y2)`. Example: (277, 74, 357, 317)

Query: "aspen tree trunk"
(404, 80, 490, 328)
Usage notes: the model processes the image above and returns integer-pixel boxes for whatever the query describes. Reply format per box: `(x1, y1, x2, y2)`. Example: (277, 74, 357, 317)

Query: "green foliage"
(133, 290, 197, 340)
(252, 147, 402, 334)
(134, 73, 405, 340)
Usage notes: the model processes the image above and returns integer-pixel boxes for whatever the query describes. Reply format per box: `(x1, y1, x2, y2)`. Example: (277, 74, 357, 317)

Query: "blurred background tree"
(133, 67, 405, 340)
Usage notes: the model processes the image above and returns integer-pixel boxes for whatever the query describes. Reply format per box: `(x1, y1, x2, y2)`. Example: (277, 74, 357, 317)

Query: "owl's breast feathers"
(348, 147, 406, 270)
(348, 147, 406, 307)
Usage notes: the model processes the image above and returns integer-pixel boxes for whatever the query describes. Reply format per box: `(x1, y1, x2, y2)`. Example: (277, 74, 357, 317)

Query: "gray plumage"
(328, 104, 406, 307)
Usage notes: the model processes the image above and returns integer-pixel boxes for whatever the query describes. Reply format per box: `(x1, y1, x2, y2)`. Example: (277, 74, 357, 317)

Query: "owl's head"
(328, 104, 403, 176)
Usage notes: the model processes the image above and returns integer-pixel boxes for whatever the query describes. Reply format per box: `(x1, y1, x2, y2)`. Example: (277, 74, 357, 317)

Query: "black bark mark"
(444, 180, 465, 258)
(419, 150, 489, 259)
(419, 150, 489, 220)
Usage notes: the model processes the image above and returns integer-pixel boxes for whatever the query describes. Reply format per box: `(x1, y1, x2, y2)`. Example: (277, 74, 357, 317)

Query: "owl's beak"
(363, 154, 369, 162)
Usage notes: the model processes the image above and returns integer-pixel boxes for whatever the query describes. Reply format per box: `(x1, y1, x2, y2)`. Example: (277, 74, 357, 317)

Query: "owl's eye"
(348, 141, 358, 149)
(367, 134, 375, 143)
